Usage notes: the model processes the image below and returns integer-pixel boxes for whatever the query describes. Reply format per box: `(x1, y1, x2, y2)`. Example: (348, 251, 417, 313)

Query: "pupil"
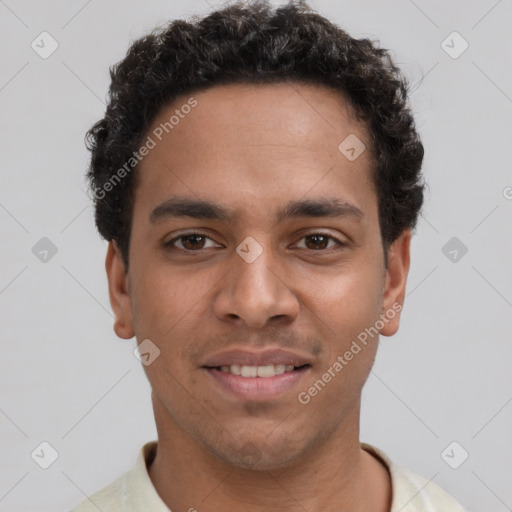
(183, 235, 204, 249)
(307, 235, 327, 250)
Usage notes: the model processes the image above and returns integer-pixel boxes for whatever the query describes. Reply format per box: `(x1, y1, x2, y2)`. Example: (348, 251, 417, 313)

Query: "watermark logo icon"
(31, 31, 59, 59)
(240, 442, 262, 466)
(441, 31, 469, 59)
(32, 237, 58, 263)
(441, 441, 469, 469)
(31, 441, 59, 469)
(236, 236, 263, 264)
(442, 237, 468, 263)
(338, 134, 365, 161)
(134, 339, 161, 366)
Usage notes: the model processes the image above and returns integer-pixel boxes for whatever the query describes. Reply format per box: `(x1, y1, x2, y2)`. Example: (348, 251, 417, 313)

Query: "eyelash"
(164, 231, 346, 253)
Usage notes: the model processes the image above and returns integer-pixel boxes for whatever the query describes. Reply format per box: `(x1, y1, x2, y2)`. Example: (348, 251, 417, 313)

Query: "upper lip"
(202, 348, 312, 368)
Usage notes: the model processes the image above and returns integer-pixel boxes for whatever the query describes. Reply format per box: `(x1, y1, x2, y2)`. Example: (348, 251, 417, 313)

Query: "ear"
(379, 229, 411, 337)
(105, 241, 135, 339)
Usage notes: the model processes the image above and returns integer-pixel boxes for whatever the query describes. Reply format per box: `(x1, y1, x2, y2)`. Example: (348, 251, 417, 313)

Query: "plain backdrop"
(1, 1, 511, 511)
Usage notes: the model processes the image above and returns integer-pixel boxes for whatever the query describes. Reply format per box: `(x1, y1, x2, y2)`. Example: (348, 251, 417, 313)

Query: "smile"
(204, 364, 311, 400)
(216, 364, 298, 377)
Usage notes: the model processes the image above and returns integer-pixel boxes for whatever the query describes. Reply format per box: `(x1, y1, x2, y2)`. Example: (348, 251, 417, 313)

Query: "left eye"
(294, 233, 343, 251)
(164, 232, 344, 252)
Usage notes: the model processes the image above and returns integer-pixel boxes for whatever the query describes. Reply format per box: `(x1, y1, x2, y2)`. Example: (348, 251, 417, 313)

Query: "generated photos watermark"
(92, 97, 198, 200)
(298, 302, 402, 405)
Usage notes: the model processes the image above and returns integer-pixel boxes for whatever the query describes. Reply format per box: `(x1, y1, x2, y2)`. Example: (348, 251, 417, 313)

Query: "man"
(72, 1, 468, 510)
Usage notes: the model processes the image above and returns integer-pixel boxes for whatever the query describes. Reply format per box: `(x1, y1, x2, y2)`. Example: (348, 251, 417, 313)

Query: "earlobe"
(105, 241, 135, 340)
(113, 319, 133, 339)
(379, 229, 411, 337)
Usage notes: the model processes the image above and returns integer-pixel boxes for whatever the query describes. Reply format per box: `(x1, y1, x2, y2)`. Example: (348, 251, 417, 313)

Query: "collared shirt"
(70, 440, 468, 511)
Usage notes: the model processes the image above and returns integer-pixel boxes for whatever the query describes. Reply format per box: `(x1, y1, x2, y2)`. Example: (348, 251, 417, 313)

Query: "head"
(87, 1, 424, 470)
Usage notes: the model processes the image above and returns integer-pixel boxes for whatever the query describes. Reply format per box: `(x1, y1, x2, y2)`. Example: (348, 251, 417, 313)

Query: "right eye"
(163, 232, 221, 252)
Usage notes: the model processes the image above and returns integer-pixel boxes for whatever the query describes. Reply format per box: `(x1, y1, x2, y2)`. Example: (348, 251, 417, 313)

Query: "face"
(106, 82, 410, 470)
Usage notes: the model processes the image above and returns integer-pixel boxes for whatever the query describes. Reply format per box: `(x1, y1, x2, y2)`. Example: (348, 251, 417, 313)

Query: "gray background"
(1, 0, 511, 511)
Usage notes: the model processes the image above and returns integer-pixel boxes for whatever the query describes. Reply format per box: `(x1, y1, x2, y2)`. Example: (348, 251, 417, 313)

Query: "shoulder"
(361, 442, 468, 512)
(71, 470, 134, 512)
(70, 472, 129, 512)
(69, 441, 166, 512)
(391, 464, 467, 512)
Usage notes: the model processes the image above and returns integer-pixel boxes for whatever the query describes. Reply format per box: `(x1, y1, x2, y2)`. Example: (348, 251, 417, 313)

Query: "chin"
(202, 433, 307, 472)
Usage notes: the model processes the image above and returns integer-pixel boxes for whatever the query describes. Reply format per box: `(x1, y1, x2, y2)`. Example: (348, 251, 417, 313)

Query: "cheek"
(129, 263, 198, 338)
(301, 269, 383, 409)
(129, 260, 219, 371)
(300, 262, 384, 335)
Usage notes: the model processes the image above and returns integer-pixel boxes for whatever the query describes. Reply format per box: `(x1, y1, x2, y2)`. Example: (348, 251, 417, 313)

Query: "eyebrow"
(149, 196, 364, 224)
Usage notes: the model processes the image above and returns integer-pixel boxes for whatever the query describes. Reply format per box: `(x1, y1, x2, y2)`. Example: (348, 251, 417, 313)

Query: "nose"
(213, 242, 300, 329)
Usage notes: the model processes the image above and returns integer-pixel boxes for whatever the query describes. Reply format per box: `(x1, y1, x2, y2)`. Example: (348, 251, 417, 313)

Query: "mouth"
(207, 363, 310, 377)
(201, 349, 312, 400)
(204, 365, 311, 400)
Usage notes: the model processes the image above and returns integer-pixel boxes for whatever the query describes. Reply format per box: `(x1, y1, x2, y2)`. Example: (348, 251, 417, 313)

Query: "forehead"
(151, 81, 366, 154)
(134, 81, 377, 225)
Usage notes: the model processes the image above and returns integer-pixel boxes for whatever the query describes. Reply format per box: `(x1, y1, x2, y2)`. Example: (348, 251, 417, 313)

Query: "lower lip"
(205, 367, 310, 400)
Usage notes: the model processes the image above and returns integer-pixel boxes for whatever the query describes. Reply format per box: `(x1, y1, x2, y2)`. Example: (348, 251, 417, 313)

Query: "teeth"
(274, 365, 286, 375)
(218, 364, 298, 377)
(241, 365, 258, 377)
(257, 365, 275, 377)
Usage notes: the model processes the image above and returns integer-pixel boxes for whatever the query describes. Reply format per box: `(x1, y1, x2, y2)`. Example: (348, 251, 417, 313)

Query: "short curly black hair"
(85, 0, 424, 269)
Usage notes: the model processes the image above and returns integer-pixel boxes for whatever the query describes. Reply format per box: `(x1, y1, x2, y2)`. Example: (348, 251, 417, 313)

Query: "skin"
(106, 82, 411, 512)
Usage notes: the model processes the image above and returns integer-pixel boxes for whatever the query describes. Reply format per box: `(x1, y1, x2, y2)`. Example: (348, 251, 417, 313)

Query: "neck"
(147, 397, 391, 512)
